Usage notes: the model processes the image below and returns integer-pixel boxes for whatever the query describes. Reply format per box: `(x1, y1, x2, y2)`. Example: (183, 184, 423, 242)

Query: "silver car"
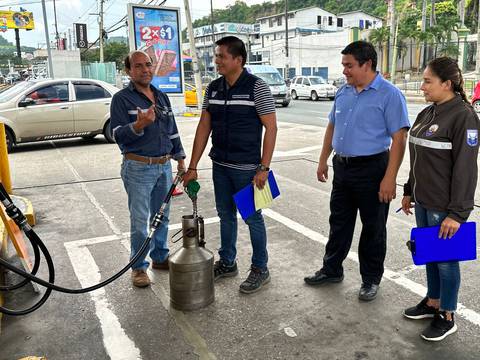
(0, 78, 119, 152)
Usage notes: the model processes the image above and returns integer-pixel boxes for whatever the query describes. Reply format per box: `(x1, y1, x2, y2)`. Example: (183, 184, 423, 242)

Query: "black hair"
(341, 41, 377, 71)
(427, 57, 469, 103)
(215, 36, 247, 66)
(124, 50, 152, 70)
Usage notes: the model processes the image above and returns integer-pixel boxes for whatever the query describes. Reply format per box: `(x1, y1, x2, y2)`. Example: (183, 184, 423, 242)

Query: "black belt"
(335, 151, 388, 165)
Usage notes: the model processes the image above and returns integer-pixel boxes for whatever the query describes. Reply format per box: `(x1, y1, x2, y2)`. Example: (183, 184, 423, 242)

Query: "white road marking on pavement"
(53, 145, 122, 236)
(262, 208, 480, 328)
(64, 242, 142, 360)
(274, 173, 415, 228)
(283, 327, 298, 337)
(65, 216, 222, 360)
(274, 145, 322, 157)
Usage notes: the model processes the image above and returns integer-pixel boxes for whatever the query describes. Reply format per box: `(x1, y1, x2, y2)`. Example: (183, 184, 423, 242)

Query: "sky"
(0, 0, 267, 48)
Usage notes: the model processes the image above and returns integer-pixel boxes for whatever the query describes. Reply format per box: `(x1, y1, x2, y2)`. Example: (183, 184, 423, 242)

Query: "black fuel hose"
(0, 172, 183, 316)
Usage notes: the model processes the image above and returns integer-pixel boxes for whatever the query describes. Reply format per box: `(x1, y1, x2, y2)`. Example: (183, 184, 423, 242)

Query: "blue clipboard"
(408, 222, 477, 265)
(233, 171, 280, 220)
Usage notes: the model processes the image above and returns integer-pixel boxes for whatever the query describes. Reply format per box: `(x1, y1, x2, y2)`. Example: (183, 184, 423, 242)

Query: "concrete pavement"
(1, 113, 479, 360)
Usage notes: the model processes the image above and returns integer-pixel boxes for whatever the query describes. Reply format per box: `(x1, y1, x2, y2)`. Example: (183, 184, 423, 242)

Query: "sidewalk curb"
(404, 96, 427, 104)
(0, 195, 36, 334)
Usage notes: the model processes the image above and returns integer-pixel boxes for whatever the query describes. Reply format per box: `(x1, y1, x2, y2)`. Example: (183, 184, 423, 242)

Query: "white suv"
(290, 76, 337, 101)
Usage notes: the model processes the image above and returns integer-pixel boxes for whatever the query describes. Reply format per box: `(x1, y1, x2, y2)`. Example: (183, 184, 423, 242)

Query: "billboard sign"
(0, 11, 35, 31)
(128, 4, 183, 94)
(74, 23, 88, 48)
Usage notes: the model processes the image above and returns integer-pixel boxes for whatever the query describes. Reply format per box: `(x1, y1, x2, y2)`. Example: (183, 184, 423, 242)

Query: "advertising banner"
(0, 11, 35, 31)
(128, 5, 183, 94)
(74, 23, 88, 48)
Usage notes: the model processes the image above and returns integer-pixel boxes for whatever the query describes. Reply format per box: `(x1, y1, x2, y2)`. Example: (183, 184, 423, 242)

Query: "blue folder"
(233, 171, 280, 220)
(408, 222, 477, 265)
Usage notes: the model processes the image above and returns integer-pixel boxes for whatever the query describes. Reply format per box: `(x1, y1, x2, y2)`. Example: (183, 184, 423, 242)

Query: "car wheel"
(103, 121, 115, 143)
(291, 90, 298, 100)
(311, 91, 319, 101)
(282, 101, 290, 107)
(329, 96, 335, 101)
(4, 127, 14, 153)
(474, 100, 480, 113)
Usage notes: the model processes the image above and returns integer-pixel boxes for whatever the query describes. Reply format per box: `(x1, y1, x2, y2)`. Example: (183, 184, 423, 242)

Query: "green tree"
(369, 27, 390, 72)
(80, 41, 129, 70)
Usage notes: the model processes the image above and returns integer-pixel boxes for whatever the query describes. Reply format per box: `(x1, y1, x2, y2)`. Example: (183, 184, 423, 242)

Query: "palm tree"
(369, 27, 390, 73)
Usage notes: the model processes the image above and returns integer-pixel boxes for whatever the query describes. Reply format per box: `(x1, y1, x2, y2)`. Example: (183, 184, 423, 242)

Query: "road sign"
(74, 23, 88, 49)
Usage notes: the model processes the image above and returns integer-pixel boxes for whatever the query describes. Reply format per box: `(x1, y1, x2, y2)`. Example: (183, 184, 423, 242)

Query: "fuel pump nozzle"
(185, 180, 200, 217)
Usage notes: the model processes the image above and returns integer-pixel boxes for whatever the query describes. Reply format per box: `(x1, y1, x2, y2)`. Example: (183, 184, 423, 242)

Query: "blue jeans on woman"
(121, 159, 173, 270)
(212, 163, 268, 270)
(415, 204, 461, 312)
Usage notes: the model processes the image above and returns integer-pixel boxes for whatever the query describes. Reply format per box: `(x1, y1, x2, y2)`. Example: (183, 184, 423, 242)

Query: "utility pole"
(184, 0, 203, 110)
(430, 0, 436, 26)
(285, 0, 289, 80)
(14, 29, 21, 60)
(476, 0, 480, 78)
(459, 0, 465, 27)
(99, 0, 105, 63)
(388, 0, 396, 79)
(421, 0, 427, 69)
(53, 0, 60, 48)
(41, 0, 54, 78)
(210, 0, 216, 76)
(68, 28, 72, 50)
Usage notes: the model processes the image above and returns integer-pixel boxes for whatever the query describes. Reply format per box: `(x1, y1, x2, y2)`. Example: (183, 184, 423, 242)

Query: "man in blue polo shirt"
(110, 50, 186, 288)
(304, 41, 410, 301)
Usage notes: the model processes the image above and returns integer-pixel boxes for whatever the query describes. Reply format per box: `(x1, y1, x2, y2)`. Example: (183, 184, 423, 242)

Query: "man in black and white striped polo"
(183, 36, 277, 294)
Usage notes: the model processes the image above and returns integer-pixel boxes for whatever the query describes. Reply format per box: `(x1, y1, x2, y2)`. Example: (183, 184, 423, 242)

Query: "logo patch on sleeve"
(467, 129, 478, 147)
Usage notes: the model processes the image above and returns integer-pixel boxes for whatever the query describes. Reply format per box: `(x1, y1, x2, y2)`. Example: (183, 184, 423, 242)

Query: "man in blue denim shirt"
(304, 41, 410, 301)
(110, 50, 186, 288)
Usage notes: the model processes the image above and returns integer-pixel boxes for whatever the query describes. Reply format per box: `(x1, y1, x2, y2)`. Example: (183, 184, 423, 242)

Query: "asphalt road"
(277, 98, 427, 127)
(1, 101, 479, 360)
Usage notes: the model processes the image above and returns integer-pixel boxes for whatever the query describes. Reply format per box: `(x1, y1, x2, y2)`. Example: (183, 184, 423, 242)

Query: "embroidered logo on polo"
(425, 124, 439, 137)
(467, 129, 478, 147)
(211, 91, 217, 97)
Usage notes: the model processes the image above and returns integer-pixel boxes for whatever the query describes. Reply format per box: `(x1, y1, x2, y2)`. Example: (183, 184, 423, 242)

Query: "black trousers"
(321, 152, 389, 285)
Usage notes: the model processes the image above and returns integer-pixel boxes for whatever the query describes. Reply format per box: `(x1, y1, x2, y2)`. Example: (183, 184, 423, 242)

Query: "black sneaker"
(239, 266, 270, 294)
(214, 260, 238, 281)
(403, 297, 438, 320)
(421, 312, 457, 342)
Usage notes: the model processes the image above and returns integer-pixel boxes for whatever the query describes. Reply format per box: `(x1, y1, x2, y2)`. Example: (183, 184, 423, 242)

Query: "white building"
(185, 22, 260, 72)
(252, 6, 366, 80)
(185, 7, 384, 81)
(337, 11, 383, 30)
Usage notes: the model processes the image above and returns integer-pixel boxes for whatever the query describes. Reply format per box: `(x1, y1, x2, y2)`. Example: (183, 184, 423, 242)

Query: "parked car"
(0, 78, 119, 152)
(184, 83, 205, 107)
(121, 75, 130, 88)
(472, 81, 480, 112)
(332, 77, 347, 88)
(245, 65, 290, 107)
(290, 76, 337, 101)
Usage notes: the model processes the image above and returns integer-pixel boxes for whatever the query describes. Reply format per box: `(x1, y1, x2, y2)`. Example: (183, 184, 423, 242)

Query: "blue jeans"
(212, 163, 268, 270)
(121, 159, 173, 270)
(415, 204, 461, 312)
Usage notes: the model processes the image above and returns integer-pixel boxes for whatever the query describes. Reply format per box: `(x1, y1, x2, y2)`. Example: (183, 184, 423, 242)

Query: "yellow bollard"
(0, 123, 12, 194)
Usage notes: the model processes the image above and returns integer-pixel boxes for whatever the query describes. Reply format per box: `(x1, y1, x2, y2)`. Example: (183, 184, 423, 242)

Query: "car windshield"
(309, 77, 326, 85)
(0, 81, 34, 103)
(256, 72, 285, 86)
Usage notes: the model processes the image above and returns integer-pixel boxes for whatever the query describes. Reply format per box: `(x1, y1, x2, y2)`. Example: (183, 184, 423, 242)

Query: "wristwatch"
(257, 164, 270, 172)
